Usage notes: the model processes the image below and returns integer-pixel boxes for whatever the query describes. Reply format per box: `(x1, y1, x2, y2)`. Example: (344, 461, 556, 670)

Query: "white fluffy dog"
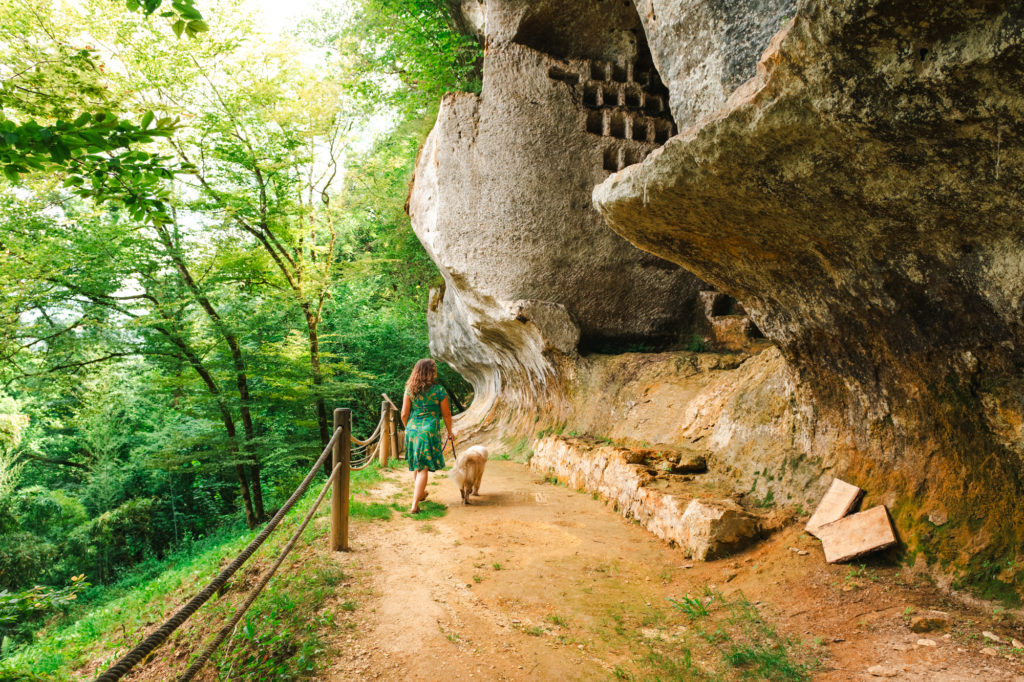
(451, 445, 488, 504)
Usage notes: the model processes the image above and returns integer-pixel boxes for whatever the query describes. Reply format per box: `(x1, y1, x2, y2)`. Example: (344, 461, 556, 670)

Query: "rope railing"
(94, 403, 397, 682)
(178, 463, 344, 681)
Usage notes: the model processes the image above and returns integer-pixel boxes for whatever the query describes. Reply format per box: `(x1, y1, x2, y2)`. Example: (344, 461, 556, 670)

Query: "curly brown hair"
(405, 358, 437, 397)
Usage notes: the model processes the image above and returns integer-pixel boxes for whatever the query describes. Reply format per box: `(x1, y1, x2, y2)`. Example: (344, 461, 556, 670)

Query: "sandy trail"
(323, 460, 1024, 681)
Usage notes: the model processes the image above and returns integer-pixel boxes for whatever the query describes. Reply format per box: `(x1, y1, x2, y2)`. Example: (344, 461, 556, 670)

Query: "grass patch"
(350, 499, 394, 520)
(497, 435, 533, 463)
(397, 500, 447, 520)
(1, 464, 398, 680)
(546, 614, 569, 628)
(606, 590, 816, 681)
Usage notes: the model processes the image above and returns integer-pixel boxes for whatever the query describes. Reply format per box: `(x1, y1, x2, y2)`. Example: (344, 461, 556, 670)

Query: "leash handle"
(444, 433, 457, 461)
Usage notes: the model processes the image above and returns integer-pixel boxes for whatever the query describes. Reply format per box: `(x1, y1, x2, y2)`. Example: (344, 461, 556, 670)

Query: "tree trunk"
(161, 328, 258, 528)
(155, 223, 266, 523)
(304, 305, 331, 475)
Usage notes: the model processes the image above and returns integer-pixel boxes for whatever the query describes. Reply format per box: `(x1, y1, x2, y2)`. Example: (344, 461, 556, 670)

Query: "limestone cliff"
(408, 0, 705, 423)
(410, 0, 1024, 600)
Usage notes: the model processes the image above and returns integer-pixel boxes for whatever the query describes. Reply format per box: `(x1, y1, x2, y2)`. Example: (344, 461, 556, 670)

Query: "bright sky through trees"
(250, 0, 331, 36)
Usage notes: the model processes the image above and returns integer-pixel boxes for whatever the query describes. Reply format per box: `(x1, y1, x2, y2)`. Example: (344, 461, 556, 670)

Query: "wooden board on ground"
(805, 478, 864, 537)
(817, 505, 897, 563)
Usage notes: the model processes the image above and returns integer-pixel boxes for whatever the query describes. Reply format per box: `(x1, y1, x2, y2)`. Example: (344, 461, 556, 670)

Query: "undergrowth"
(0, 464, 387, 681)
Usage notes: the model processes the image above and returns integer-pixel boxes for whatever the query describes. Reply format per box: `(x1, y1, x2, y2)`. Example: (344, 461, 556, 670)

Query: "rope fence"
(95, 402, 400, 682)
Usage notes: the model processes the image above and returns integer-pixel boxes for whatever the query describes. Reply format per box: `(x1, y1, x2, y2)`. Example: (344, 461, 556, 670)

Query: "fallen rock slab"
(806, 478, 863, 537)
(817, 505, 897, 563)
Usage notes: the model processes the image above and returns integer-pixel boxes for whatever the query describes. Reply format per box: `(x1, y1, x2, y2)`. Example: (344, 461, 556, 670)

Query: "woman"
(401, 358, 454, 513)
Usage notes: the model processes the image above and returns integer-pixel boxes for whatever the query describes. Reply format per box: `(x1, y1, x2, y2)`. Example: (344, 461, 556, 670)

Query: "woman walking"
(401, 358, 454, 513)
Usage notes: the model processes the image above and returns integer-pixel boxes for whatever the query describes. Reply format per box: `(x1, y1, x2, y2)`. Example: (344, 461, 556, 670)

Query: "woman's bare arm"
(401, 394, 411, 427)
(441, 396, 454, 439)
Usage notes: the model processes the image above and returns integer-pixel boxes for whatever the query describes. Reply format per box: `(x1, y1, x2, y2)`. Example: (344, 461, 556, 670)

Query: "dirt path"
(322, 460, 1024, 681)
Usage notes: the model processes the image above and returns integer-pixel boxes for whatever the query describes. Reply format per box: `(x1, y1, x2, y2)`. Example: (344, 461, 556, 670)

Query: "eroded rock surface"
(409, 0, 704, 421)
(414, 0, 1024, 596)
(594, 1, 1024, 589)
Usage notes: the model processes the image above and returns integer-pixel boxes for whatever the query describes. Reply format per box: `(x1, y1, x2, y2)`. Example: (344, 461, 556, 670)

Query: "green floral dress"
(405, 384, 448, 471)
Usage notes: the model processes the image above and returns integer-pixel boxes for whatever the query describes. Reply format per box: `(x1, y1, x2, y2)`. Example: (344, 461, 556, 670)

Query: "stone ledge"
(531, 435, 787, 559)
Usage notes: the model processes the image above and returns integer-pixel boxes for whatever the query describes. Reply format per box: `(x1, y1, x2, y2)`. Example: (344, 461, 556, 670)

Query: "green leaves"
(127, 0, 209, 37)
(0, 113, 182, 223)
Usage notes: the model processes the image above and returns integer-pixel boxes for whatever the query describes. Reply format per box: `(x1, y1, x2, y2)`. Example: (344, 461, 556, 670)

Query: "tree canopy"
(0, 0, 479, 655)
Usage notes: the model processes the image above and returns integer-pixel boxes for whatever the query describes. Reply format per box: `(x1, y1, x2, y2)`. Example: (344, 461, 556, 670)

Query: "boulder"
(678, 498, 762, 560)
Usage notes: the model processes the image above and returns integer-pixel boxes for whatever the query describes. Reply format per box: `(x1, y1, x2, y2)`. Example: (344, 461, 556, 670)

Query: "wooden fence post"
(390, 405, 400, 460)
(378, 400, 390, 467)
(331, 408, 350, 552)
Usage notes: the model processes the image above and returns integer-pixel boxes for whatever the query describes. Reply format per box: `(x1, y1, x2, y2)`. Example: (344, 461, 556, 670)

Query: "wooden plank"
(817, 505, 897, 563)
(805, 478, 864, 537)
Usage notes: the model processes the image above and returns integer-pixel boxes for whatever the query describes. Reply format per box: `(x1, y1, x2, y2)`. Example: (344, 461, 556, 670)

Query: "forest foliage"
(0, 0, 480, 656)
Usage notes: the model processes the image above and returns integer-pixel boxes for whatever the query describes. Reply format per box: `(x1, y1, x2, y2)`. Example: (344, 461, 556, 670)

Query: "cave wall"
(594, 0, 1024, 594)
(411, 0, 1024, 598)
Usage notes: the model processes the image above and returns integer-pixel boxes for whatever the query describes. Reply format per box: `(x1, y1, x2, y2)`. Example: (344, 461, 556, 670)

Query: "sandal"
(418, 491, 429, 503)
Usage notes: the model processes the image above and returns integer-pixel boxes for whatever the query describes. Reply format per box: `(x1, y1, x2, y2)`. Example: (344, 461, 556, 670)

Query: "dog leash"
(444, 433, 457, 462)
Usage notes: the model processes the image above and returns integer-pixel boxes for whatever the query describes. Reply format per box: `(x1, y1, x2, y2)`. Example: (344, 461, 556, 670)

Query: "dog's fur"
(451, 445, 488, 504)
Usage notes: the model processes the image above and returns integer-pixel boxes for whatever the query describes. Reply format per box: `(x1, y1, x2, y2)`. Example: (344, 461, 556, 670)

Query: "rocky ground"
(320, 459, 1024, 681)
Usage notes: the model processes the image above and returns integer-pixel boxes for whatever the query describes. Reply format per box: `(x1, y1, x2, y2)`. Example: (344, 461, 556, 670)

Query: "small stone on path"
(910, 613, 949, 633)
(983, 631, 1002, 643)
(981, 647, 998, 656)
(1012, 638, 1024, 649)
(917, 638, 937, 647)
(867, 665, 901, 677)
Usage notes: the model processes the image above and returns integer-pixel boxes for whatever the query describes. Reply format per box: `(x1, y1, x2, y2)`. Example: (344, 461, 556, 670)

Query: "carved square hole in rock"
(603, 147, 619, 172)
(590, 61, 607, 81)
(611, 62, 628, 82)
(625, 148, 646, 167)
(586, 110, 604, 135)
(644, 95, 662, 115)
(631, 119, 649, 142)
(609, 111, 626, 139)
(633, 69, 651, 87)
(624, 86, 642, 110)
(654, 119, 673, 144)
(603, 86, 620, 107)
(548, 65, 579, 85)
(583, 83, 601, 108)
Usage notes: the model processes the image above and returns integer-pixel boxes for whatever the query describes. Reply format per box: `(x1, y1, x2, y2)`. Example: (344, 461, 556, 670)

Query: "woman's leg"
(410, 468, 428, 512)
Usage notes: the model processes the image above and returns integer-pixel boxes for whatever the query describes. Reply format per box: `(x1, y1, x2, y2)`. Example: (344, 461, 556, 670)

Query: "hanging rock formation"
(412, 0, 1024, 597)
(594, 0, 1024, 591)
(408, 0, 705, 424)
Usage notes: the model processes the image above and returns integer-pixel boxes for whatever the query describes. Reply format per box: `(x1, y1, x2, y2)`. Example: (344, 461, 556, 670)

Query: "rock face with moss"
(594, 0, 1024, 595)
(414, 0, 1024, 598)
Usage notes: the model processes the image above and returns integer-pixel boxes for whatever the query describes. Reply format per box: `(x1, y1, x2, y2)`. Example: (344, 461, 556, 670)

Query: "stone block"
(805, 478, 863, 537)
(679, 498, 761, 561)
(674, 450, 708, 474)
(817, 505, 897, 563)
